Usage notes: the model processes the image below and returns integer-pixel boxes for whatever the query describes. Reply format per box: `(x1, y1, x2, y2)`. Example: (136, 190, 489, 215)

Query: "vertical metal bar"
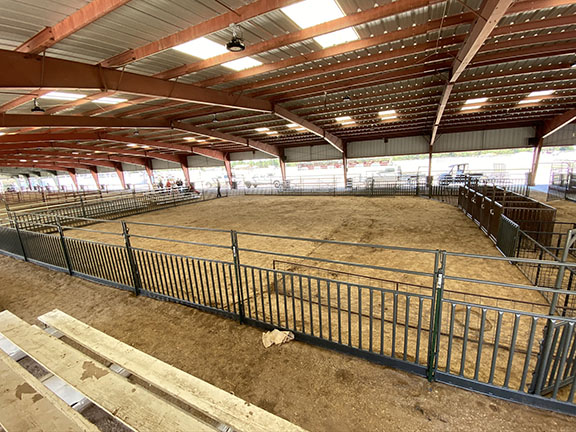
(259, 269, 266, 322)
(251, 267, 259, 319)
(357, 286, 362, 349)
(416, 297, 423, 364)
(519, 317, 538, 392)
(266, 271, 273, 324)
(473, 309, 487, 381)
(380, 290, 385, 356)
(504, 314, 521, 388)
(309, 277, 314, 336)
(347, 283, 351, 346)
(337, 282, 342, 344)
(204, 261, 213, 306)
(459, 306, 471, 377)
(318, 279, 323, 339)
(274, 272, 281, 325)
(55, 217, 73, 275)
(327, 280, 333, 342)
(299, 276, 305, 332)
(121, 221, 141, 295)
(13, 218, 27, 261)
(392, 292, 398, 358)
(291, 274, 297, 331)
(369, 288, 374, 353)
(230, 230, 245, 322)
(489, 312, 503, 384)
(552, 324, 574, 398)
(404, 295, 410, 361)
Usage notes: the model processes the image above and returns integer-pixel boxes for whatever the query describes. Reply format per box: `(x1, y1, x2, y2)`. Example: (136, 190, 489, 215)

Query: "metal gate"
(531, 321, 576, 398)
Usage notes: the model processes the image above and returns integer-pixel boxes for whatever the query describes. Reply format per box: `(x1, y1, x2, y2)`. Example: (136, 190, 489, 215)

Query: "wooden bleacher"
(0, 309, 307, 432)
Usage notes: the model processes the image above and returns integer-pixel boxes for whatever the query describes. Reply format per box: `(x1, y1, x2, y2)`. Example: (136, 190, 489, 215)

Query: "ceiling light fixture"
(343, 93, 352, 101)
(226, 23, 245, 52)
(31, 98, 45, 113)
(133, 129, 139, 136)
(212, 114, 218, 123)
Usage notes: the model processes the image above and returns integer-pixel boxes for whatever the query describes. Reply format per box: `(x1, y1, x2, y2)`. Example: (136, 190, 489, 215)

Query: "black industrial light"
(343, 93, 352, 102)
(212, 114, 218, 123)
(31, 98, 45, 113)
(226, 23, 245, 52)
(133, 128, 140, 136)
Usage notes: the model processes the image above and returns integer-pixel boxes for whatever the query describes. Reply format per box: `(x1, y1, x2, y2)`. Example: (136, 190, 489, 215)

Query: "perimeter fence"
(0, 213, 575, 416)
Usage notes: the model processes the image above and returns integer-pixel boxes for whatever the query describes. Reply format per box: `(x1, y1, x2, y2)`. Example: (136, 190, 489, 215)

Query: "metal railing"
(0, 215, 575, 415)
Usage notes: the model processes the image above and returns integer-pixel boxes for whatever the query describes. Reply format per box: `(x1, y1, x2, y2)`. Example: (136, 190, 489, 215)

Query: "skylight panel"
(173, 37, 228, 59)
(94, 97, 128, 105)
(286, 123, 299, 128)
(0, 132, 5, 136)
(379, 110, 397, 120)
(183, 137, 196, 142)
(461, 105, 482, 111)
(282, 0, 359, 48)
(255, 127, 270, 132)
(266, 131, 278, 135)
(335, 116, 352, 122)
(41, 92, 86, 101)
(314, 28, 359, 48)
(528, 90, 553, 97)
(519, 99, 541, 104)
(281, 0, 345, 28)
(222, 57, 262, 71)
(465, 97, 488, 105)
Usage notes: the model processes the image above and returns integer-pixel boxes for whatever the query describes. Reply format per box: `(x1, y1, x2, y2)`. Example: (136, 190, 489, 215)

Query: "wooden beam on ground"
(0, 311, 215, 432)
(38, 309, 308, 432)
(16, 0, 132, 54)
(0, 349, 100, 432)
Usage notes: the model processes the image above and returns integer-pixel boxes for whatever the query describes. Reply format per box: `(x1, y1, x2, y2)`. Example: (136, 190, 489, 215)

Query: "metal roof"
(0, 0, 574, 174)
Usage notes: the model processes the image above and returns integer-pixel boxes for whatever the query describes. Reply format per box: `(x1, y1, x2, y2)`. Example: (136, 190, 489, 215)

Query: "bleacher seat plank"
(0, 349, 98, 432)
(39, 309, 307, 432)
(0, 311, 215, 432)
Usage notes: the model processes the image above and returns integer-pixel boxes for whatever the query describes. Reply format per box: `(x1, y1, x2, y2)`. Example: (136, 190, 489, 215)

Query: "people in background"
(217, 179, 222, 198)
(166, 179, 172, 189)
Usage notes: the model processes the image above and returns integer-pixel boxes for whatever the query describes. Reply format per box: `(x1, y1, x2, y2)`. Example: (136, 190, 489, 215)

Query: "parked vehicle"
(364, 166, 402, 185)
(437, 163, 483, 186)
(243, 173, 282, 188)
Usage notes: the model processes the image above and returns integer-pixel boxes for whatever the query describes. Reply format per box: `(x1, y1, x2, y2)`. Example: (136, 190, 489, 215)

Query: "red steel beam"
(223, 154, 233, 187)
(66, 168, 79, 190)
(542, 108, 576, 138)
(100, 0, 302, 68)
(16, 0, 133, 54)
(114, 162, 127, 189)
(430, 0, 514, 144)
(88, 166, 101, 189)
(155, 0, 433, 80)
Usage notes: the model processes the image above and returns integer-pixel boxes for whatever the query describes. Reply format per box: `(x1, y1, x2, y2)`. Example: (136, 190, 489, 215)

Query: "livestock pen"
(0, 193, 575, 416)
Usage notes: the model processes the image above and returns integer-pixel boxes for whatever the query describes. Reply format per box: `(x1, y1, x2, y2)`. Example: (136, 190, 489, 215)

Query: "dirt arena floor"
(2, 195, 576, 430)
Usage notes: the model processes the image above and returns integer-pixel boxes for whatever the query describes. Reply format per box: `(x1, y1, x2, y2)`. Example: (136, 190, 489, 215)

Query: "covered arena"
(1, 0, 576, 431)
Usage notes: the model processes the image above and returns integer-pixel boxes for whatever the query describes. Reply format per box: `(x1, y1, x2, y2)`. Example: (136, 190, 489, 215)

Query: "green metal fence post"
(230, 230, 246, 322)
(79, 196, 87, 218)
(427, 250, 446, 382)
(55, 216, 73, 275)
(122, 221, 142, 295)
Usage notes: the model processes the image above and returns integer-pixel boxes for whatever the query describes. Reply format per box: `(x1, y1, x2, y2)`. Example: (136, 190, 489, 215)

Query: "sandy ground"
(0, 255, 575, 432)
(1, 195, 576, 430)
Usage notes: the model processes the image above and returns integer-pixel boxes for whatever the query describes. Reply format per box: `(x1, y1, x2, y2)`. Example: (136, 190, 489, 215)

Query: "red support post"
(144, 158, 155, 187)
(114, 162, 127, 189)
(179, 155, 191, 186)
(342, 142, 348, 185)
(224, 154, 234, 187)
(66, 168, 79, 191)
(89, 167, 101, 190)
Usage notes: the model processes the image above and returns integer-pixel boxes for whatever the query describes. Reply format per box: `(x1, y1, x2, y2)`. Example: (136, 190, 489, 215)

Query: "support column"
(89, 167, 101, 190)
(23, 174, 32, 191)
(529, 137, 544, 186)
(114, 162, 127, 189)
(428, 144, 433, 179)
(144, 158, 155, 187)
(66, 168, 79, 191)
(179, 155, 191, 186)
(342, 142, 348, 185)
(279, 149, 287, 184)
(224, 153, 234, 187)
